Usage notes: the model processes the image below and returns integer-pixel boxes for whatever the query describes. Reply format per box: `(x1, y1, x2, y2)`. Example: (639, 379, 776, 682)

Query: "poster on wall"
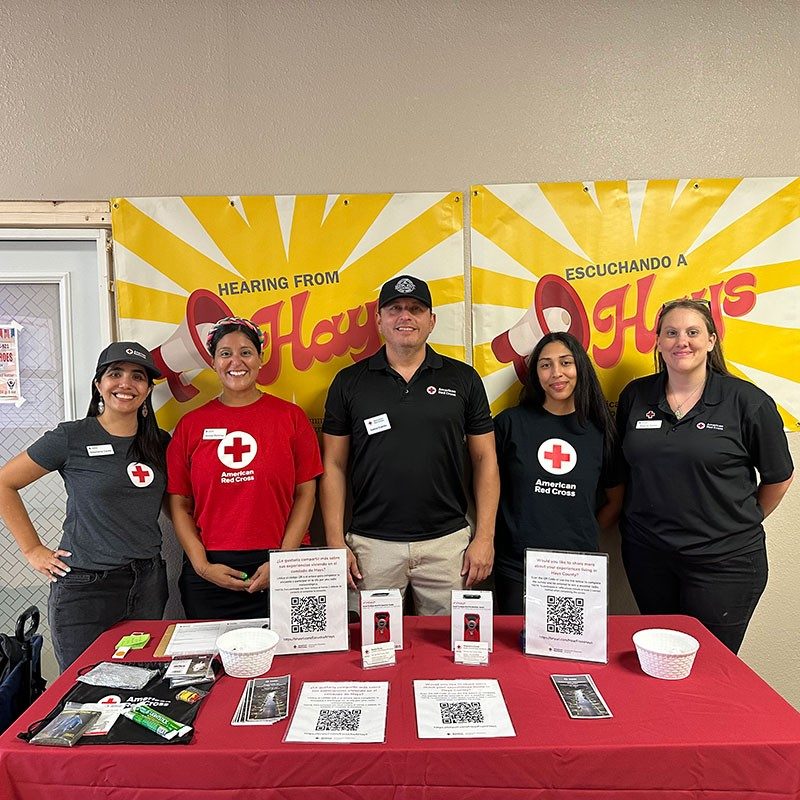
(111, 192, 465, 432)
(0, 323, 24, 406)
(471, 178, 800, 431)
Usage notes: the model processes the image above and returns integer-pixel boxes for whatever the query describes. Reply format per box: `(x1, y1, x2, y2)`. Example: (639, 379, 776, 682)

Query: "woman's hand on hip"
(25, 545, 72, 582)
(198, 562, 251, 591)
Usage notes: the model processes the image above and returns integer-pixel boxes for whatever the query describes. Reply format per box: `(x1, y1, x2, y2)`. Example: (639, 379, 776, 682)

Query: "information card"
(413, 679, 515, 739)
(524, 549, 608, 663)
(270, 549, 349, 655)
(284, 681, 389, 743)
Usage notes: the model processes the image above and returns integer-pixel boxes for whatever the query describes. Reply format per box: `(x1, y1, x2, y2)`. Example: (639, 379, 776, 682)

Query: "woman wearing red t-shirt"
(167, 317, 322, 619)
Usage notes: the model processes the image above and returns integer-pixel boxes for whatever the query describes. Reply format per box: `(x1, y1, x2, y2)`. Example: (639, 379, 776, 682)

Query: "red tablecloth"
(0, 615, 798, 800)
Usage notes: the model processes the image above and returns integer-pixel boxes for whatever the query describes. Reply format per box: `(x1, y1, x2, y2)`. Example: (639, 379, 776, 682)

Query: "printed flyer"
(0, 323, 23, 405)
(524, 549, 608, 663)
(270, 548, 349, 655)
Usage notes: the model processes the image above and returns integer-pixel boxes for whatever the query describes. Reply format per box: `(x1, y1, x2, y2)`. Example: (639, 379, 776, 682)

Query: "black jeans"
(621, 538, 768, 654)
(48, 556, 168, 672)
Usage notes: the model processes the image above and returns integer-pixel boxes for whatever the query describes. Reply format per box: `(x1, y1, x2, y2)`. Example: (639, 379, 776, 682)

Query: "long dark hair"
(654, 299, 730, 375)
(87, 365, 166, 474)
(521, 332, 616, 462)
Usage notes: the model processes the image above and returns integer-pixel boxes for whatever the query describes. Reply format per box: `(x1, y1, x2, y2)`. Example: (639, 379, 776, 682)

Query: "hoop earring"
(97, 398, 105, 414)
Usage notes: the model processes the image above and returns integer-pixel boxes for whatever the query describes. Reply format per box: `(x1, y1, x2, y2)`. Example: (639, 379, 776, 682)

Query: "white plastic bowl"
(216, 627, 280, 678)
(632, 628, 700, 680)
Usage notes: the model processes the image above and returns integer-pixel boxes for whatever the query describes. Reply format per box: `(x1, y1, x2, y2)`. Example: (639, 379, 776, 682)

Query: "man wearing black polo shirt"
(320, 275, 499, 615)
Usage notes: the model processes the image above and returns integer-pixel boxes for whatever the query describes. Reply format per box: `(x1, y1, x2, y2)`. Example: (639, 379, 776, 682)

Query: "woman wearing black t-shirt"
(617, 299, 793, 653)
(494, 332, 623, 614)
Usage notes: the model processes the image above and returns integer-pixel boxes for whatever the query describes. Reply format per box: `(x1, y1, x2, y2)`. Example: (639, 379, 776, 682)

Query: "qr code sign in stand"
(269, 549, 349, 655)
(525, 549, 608, 663)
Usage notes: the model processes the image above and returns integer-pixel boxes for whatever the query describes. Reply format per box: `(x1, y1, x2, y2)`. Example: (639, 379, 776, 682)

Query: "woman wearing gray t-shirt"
(0, 342, 169, 671)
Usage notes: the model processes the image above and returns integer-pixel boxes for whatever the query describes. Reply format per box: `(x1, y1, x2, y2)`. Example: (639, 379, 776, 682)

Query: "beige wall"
(1, 1, 797, 705)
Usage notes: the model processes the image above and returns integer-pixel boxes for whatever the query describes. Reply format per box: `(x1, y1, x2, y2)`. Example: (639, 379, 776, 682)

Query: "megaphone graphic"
(151, 289, 234, 402)
(491, 274, 590, 382)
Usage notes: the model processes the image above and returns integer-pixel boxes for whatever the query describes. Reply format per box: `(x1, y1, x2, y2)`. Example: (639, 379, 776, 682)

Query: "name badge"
(203, 428, 227, 440)
(636, 420, 663, 429)
(364, 414, 391, 435)
(86, 444, 114, 456)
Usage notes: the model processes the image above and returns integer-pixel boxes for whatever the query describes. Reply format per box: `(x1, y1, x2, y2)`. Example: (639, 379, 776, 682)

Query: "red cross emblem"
(217, 431, 258, 469)
(99, 695, 122, 705)
(544, 444, 571, 469)
(224, 437, 251, 463)
(127, 462, 154, 487)
(537, 438, 577, 475)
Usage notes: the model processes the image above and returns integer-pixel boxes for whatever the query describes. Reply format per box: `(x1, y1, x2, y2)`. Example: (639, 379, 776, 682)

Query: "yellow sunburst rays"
(472, 179, 800, 428)
(113, 192, 464, 431)
(471, 183, 593, 413)
(340, 192, 465, 361)
(685, 177, 800, 430)
(535, 179, 741, 402)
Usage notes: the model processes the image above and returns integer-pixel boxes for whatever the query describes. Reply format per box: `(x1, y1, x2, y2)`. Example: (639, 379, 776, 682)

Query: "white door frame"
(0, 228, 113, 420)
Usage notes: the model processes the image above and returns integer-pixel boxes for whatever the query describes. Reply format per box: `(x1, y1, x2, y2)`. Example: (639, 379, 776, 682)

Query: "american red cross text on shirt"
(544, 444, 571, 469)
(224, 437, 251, 463)
(130, 464, 152, 483)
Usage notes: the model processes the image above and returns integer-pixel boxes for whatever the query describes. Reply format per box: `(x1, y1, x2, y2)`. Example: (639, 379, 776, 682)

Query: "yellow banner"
(471, 178, 800, 431)
(112, 192, 464, 431)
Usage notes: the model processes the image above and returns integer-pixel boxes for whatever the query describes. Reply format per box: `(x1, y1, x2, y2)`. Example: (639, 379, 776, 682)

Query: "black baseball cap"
(95, 341, 161, 379)
(378, 275, 432, 309)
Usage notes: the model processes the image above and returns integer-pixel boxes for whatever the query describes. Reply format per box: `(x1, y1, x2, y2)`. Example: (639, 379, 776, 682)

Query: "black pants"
(179, 550, 270, 620)
(494, 573, 525, 615)
(49, 556, 167, 672)
(621, 538, 768, 654)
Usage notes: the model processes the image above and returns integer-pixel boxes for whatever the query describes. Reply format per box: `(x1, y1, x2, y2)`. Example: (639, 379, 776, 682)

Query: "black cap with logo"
(378, 275, 432, 309)
(95, 341, 162, 379)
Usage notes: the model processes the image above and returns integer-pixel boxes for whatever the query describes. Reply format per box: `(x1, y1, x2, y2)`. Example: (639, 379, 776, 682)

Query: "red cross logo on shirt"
(217, 431, 258, 470)
(126, 462, 154, 487)
(131, 465, 151, 483)
(224, 437, 251, 463)
(537, 438, 577, 476)
(543, 444, 571, 470)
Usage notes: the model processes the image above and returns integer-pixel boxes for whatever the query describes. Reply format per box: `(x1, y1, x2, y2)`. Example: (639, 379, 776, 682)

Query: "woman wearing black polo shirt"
(494, 332, 623, 614)
(617, 299, 794, 653)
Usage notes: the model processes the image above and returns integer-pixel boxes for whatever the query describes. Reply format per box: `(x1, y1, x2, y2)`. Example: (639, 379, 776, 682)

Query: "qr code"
(315, 708, 361, 731)
(291, 595, 327, 633)
(439, 702, 484, 725)
(546, 594, 585, 635)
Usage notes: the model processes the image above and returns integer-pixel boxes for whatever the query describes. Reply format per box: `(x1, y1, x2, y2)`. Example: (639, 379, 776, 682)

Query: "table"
(1, 615, 798, 800)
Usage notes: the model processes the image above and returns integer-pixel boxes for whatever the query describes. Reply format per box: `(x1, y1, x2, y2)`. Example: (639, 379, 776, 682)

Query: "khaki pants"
(346, 527, 471, 616)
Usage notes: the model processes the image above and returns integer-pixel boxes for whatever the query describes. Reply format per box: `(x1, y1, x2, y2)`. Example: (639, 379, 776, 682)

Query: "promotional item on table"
(550, 674, 613, 719)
